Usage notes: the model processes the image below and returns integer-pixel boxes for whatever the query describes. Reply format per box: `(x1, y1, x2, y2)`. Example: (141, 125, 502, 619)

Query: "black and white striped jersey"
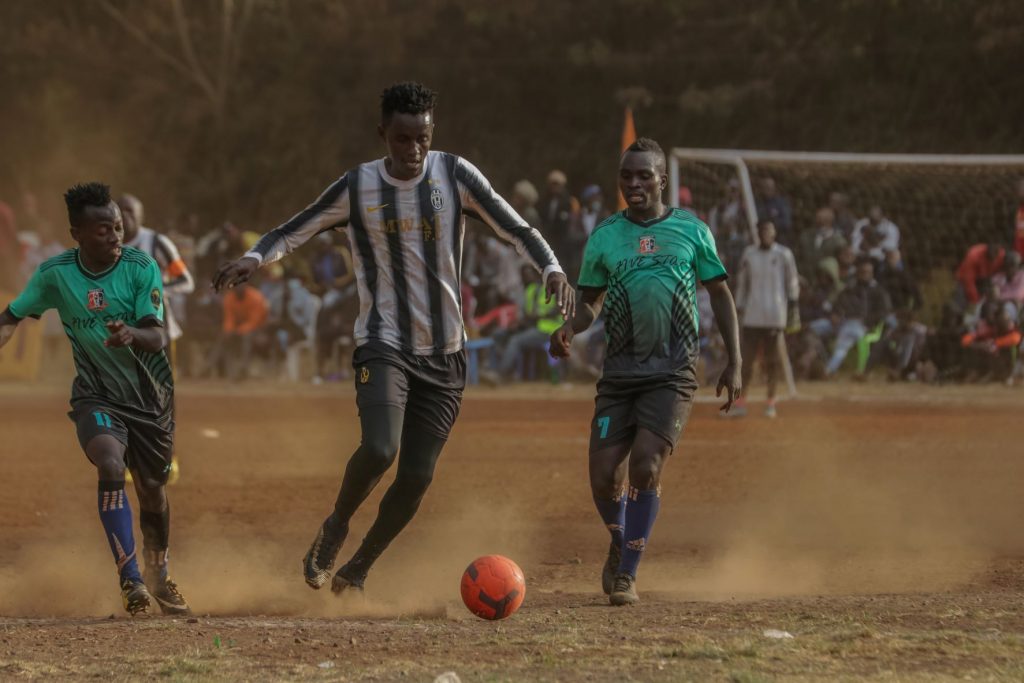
(245, 151, 564, 355)
(126, 226, 195, 341)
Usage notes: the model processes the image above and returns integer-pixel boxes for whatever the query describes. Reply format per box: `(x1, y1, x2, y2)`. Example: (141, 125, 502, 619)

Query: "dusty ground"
(0, 379, 1023, 681)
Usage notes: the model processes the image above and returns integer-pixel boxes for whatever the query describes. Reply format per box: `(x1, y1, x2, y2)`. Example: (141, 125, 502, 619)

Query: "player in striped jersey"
(0, 183, 190, 616)
(550, 138, 742, 605)
(118, 194, 195, 484)
(213, 82, 573, 594)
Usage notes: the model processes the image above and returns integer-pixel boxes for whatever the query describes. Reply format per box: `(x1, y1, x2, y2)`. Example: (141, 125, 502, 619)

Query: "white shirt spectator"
(851, 217, 900, 260)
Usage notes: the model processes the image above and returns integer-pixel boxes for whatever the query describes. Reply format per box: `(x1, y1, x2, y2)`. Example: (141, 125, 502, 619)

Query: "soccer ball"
(460, 555, 526, 620)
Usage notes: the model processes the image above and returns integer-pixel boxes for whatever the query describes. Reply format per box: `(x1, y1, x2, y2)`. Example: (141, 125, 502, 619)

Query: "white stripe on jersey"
(245, 150, 563, 355)
(126, 226, 194, 340)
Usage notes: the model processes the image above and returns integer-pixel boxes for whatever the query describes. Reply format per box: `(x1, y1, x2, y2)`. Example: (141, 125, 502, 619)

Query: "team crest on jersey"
(86, 288, 108, 311)
(150, 288, 161, 309)
(430, 187, 444, 211)
(359, 366, 370, 384)
(638, 235, 659, 254)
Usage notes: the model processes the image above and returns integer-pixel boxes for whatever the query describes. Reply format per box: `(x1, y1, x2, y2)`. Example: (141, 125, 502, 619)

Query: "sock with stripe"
(618, 487, 661, 579)
(592, 490, 626, 549)
(98, 480, 142, 584)
(140, 505, 171, 582)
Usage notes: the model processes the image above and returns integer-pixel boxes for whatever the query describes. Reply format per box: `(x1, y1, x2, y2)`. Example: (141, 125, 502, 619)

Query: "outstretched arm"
(549, 287, 605, 358)
(0, 308, 21, 350)
(706, 279, 742, 412)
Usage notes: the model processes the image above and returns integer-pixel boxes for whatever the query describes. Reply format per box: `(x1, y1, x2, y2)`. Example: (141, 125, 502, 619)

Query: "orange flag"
(617, 107, 637, 210)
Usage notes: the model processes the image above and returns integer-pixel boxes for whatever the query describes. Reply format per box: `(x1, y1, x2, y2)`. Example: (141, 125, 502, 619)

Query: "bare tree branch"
(96, 0, 192, 82)
(169, 0, 220, 109)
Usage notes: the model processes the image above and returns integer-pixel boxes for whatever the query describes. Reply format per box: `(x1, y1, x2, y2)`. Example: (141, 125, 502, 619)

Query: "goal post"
(669, 148, 1024, 397)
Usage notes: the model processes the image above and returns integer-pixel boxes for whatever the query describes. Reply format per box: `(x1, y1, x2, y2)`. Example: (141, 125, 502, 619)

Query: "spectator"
(860, 307, 927, 382)
(961, 304, 1021, 382)
(314, 281, 359, 383)
(876, 249, 924, 314)
(218, 282, 269, 380)
(195, 220, 259, 282)
(836, 245, 857, 284)
(798, 207, 848, 275)
(263, 270, 320, 372)
(709, 178, 746, 239)
(732, 220, 799, 418)
(992, 251, 1024, 321)
(755, 177, 793, 245)
(825, 257, 892, 376)
(955, 243, 1006, 308)
(483, 265, 563, 383)
(828, 191, 857, 238)
(851, 205, 900, 261)
(716, 217, 749, 276)
(539, 169, 583, 280)
(510, 179, 542, 231)
(579, 184, 610, 238)
(1013, 178, 1024, 258)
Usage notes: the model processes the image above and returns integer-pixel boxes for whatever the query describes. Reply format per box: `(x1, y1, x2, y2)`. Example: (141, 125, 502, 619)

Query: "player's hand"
(545, 272, 576, 320)
(104, 320, 135, 348)
(212, 256, 259, 292)
(549, 324, 574, 359)
(0, 324, 16, 350)
(716, 362, 742, 413)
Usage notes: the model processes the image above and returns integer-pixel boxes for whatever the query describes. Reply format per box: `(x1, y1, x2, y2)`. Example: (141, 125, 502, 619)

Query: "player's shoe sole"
(609, 573, 639, 606)
(302, 518, 346, 589)
(147, 575, 191, 616)
(602, 543, 622, 595)
(121, 579, 154, 616)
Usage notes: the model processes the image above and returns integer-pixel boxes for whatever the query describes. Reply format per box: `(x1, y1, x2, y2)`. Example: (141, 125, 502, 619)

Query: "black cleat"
(330, 567, 365, 595)
(147, 574, 191, 616)
(609, 573, 639, 606)
(302, 518, 346, 589)
(602, 543, 622, 595)
(120, 579, 153, 616)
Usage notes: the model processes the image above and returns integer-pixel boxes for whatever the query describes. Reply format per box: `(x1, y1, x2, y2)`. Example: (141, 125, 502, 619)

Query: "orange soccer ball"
(460, 555, 526, 620)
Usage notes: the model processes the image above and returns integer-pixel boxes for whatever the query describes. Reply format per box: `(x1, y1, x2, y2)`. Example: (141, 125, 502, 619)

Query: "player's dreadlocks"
(64, 182, 112, 226)
(626, 137, 667, 170)
(380, 81, 437, 124)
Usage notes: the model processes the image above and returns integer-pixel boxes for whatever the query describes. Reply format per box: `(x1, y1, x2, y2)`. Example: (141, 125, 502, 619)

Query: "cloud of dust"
(647, 422, 1011, 599)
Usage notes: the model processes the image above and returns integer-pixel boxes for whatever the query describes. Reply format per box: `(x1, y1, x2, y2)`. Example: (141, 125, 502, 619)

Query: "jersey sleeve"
(134, 259, 165, 325)
(695, 222, 728, 283)
(7, 266, 54, 319)
(154, 233, 195, 296)
(454, 156, 563, 280)
(245, 175, 351, 266)
(577, 230, 608, 289)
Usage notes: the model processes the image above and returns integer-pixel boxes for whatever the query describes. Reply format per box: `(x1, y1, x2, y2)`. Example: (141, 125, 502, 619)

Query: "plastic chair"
(855, 322, 885, 373)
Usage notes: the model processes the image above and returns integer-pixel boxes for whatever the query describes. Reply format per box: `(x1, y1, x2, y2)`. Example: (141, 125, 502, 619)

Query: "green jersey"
(9, 247, 173, 417)
(578, 209, 727, 379)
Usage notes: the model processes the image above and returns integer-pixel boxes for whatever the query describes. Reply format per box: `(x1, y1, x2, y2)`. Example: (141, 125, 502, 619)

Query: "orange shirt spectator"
(956, 243, 1005, 305)
(223, 284, 268, 334)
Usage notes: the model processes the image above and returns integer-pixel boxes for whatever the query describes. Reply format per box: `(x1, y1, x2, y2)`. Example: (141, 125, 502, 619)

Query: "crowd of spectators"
(3, 174, 1023, 388)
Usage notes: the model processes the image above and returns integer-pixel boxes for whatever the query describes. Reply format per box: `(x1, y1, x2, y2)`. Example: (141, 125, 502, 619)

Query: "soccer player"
(732, 220, 799, 418)
(0, 182, 190, 616)
(550, 138, 741, 606)
(212, 82, 573, 594)
(118, 194, 195, 482)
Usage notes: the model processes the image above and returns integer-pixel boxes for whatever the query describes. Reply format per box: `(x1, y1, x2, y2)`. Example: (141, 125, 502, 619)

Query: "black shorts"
(70, 401, 175, 487)
(589, 369, 698, 452)
(353, 341, 466, 440)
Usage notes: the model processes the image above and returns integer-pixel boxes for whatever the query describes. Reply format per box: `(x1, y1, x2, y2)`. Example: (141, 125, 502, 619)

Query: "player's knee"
(396, 469, 433, 495)
(358, 435, 400, 471)
(628, 456, 663, 490)
(135, 483, 167, 512)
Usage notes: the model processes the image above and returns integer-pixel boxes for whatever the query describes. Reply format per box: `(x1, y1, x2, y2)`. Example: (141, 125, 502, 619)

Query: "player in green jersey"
(550, 138, 742, 606)
(0, 182, 190, 616)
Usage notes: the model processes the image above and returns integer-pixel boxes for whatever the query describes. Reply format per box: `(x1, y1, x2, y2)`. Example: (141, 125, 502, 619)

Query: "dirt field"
(1, 379, 1023, 682)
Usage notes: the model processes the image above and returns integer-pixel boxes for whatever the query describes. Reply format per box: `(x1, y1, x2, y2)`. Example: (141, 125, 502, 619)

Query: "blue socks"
(98, 480, 142, 584)
(593, 490, 626, 549)
(619, 487, 661, 578)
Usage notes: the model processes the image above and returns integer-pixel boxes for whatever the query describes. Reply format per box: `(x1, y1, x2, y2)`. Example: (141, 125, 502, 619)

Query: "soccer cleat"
(302, 518, 345, 589)
(120, 578, 153, 616)
(764, 403, 777, 419)
(147, 575, 191, 616)
(602, 543, 622, 595)
(331, 568, 365, 595)
(609, 573, 639, 606)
